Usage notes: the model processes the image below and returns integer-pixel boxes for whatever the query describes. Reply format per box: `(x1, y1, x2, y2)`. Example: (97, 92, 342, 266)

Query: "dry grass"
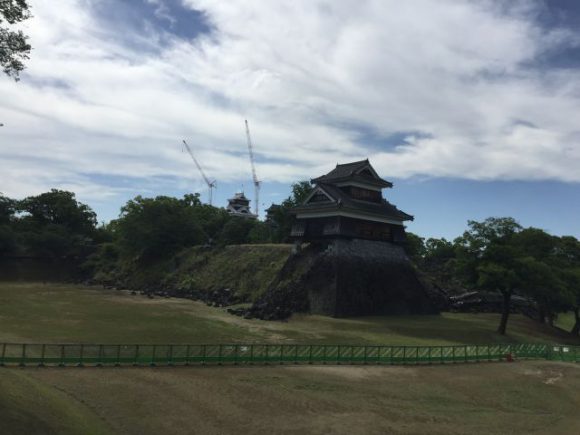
(1, 361, 579, 435)
(1, 282, 578, 346)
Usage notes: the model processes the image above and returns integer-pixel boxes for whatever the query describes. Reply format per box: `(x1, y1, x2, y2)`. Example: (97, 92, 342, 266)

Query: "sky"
(1, 0, 580, 240)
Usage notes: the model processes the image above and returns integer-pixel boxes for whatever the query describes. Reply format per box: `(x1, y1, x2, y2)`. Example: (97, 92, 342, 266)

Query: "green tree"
(219, 218, 256, 245)
(554, 236, 580, 335)
(114, 195, 206, 262)
(516, 256, 567, 326)
(477, 244, 524, 335)
(268, 181, 313, 242)
(424, 238, 455, 263)
(404, 232, 425, 263)
(0, 224, 16, 254)
(184, 194, 231, 243)
(15, 190, 98, 258)
(0, 0, 32, 79)
(511, 229, 566, 324)
(0, 193, 16, 254)
(0, 193, 15, 224)
(282, 181, 313, 207)
(416, 237, 462, 291)
(18, 189, 97, 236)
(512, 227, 558, 263)
(248, 221, 271, 243)
(458, 218, 575, 335)
(561, 268, 580, 335)
(457, 218, 523, 335)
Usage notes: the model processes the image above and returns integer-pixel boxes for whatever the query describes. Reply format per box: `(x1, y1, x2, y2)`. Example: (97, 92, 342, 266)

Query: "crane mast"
(245, 120, 261, 216)
(182, 140, 216, 205)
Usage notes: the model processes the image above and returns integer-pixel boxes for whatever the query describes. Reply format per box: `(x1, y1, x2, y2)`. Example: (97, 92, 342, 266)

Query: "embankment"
(96, 244, 294, 306)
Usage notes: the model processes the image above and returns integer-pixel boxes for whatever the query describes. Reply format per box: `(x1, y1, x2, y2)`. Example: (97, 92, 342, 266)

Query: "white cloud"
(1, 0, 580, 207)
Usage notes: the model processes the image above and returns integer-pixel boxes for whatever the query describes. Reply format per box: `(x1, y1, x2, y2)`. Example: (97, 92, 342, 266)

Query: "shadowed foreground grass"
(0, 282, 578, 346)
(1, 361, 579, 435)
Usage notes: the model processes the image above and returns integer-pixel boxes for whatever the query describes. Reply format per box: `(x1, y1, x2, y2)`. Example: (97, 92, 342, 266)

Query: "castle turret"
(291, 159, 412, 242)
(244, 159, 438, 319)
(226, 192, 258, 219)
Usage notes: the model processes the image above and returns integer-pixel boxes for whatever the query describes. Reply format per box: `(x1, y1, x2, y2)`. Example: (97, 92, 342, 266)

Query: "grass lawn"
(0, 282, 578, 346)
(1, 282, 579, 435)
(555, 312, 576, 333)
(1, 361, 579, 435)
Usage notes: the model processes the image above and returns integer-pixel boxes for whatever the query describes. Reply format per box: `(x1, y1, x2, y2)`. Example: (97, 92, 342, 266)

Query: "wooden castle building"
(274, 159, 438, 317)
(226, 192, 257, 219)
(245, 159, 439, 319)
(291, 159, 412, 243)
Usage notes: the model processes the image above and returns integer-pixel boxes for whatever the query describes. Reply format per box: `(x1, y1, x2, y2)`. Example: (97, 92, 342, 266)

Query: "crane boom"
(245, 120, 261, 216)
(182, 139, 216, 205)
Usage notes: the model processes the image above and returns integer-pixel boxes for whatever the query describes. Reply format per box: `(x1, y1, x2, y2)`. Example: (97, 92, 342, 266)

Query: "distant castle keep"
(226, 192, 257, 219)
(249, 159, 438, 319)
(290, 159, 412, 243)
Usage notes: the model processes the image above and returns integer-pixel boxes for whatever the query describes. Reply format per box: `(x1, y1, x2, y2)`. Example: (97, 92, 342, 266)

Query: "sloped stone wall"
(246, 239, 439, 319)
(310, 239, 437, 316)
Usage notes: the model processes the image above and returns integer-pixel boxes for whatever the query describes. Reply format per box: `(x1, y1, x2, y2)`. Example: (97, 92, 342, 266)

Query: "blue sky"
(1, 0, 580, 240)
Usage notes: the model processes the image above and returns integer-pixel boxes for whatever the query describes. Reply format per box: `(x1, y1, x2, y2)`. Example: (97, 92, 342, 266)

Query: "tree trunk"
(538, 305, 546, 324)
(571, 307, 580, 336)
(497, 291, 511, 335)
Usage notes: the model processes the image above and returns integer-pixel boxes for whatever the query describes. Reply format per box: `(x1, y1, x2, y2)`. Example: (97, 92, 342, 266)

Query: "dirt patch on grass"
(291, 365, 418, 380)
(544, 372, 563, 384)
(519, 362, 575, 386)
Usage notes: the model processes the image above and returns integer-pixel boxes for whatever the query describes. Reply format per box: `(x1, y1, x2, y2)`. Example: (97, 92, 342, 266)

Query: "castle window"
(348, 187, 381, 202)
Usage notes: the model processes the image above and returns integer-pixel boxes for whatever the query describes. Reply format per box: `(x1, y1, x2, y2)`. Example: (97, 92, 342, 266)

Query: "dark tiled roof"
(294, 183, 413, 222)
(316, 159, 369, 179)
(311, 159, 392, 187)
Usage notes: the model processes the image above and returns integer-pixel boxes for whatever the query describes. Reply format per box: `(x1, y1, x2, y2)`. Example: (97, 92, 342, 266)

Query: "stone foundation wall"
(308, 239, 437, 316)
(247, 239, 439, 319)
(324, 238, 408, 262)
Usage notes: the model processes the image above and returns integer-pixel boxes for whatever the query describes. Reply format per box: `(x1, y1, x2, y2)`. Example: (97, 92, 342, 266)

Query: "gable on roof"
(303, 186, 335, 205)
(358, 168, 374, 178)
(311, 159, 393, 188)
(295, 181, 414, 222)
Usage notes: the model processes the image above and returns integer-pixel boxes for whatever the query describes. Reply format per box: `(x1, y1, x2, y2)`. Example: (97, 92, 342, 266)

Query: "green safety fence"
(0, 343, 578, 367)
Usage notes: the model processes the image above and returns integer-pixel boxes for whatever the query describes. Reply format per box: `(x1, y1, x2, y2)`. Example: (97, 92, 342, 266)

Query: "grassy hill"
(95, 244, 294, 303)
(0, 282, 579, 435)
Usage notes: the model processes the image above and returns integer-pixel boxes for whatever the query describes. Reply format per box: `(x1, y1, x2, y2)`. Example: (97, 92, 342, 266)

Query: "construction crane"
(244, 120, 261, 216)
(182, 139, 216, 205)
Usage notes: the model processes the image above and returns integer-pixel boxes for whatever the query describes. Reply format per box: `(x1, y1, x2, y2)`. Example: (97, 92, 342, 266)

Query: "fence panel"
(0, 342, 576, 367)
(322, 345, 339, 363)
(2, 343, 23, 365)
(292, 345, 309, 363)
(550, 345, 579, 362)
(417, 347, 431, 363)
(351, 346, 366, 363)
(181, 345, 204, 364)
(364, 346, 379, 363)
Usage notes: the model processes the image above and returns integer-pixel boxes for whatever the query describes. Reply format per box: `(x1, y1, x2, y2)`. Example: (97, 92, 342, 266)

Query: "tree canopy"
(267, 181, 313, 243)
(114, 195, 207, 262)
(0, 0, 32, 79)
(0, 189, 99, 258)
(409, 217, 580, 335)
